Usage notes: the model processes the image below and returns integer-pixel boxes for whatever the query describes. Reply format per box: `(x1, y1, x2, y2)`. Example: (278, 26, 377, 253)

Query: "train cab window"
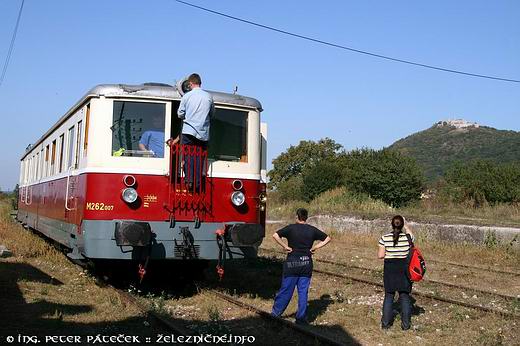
(208, 108, 248, 162)
(111, 101, 166, 158)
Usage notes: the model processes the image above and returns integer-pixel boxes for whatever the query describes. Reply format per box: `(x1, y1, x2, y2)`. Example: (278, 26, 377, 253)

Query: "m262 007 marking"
(86, 202, 114, 211)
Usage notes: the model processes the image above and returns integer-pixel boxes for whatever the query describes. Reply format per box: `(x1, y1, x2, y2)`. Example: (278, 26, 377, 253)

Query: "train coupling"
(215, 228, 227, 280)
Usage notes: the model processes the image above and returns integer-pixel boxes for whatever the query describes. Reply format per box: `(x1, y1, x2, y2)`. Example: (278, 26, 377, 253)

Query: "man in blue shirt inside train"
(139, 115, 165, 158)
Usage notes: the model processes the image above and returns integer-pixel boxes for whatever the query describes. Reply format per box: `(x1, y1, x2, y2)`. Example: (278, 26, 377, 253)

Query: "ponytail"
(391, 215, 405, 247)
(391, 229, 401, 247)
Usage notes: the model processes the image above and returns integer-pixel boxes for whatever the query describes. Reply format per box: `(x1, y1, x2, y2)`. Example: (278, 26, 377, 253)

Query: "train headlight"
(231, 191, 245, 206)
(122, 188, 138, 204)
(123, 175, 136, 187)
(232, 179, 243, 191)
(259, 193, 267, 204)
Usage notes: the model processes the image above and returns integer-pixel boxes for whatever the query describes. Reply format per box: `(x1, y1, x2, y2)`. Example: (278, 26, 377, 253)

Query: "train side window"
(27, 158, 30, 183)
(32, 157, 36, 182)
(208, 108, 248, 162)
(27, 158, 32, 183)
(59, 134, 65, 173)
(111, 101, 166, 158)
(39, 149, 44, 179)
(20, 160, 25, 184)
(67, 126, 75, 170)
(35, 152, 40, 181)
(32, 156, 36, 182)
(23, 160, 28, 184)
(75, 121, 82, 169)
(44, 145, 50, 177)
(31, 156, 35, 182)
(84, 104, 90, 157)
(51, 139, 57, 175)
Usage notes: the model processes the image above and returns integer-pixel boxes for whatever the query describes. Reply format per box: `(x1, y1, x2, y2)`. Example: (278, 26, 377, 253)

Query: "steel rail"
(312, 268, 520, 319)
(260, 249, 519, 319)
(340, 245, 520, 277)
(68, 258, 196, 339)
(428, 258, 520, 277)
(262, 248, 520, 301)
(110, 286, 194, 336)
(209, 290, 350, 346)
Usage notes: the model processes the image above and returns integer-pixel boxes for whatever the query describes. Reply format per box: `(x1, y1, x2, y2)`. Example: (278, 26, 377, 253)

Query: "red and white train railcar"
(17, 83, 267, 266)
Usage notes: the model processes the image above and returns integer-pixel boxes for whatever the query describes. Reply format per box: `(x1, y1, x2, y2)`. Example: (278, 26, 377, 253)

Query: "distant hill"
(389, 119, 520, 182)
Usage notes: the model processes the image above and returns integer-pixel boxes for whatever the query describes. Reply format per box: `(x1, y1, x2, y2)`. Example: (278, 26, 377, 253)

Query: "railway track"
(262, 248, 519, 301)
(103, 281, 350, 345)
(260, 248, 520, 319)
(427, 258, 520, 277)
(312, 268, 519, 319)
(266, 221, 520, 277)
(105, 283, 194, 337)
(209, 290, 348, 346)
(344, 245, 520, 277)
(27, 220, 347, 345)
(89, 265, 347, 345)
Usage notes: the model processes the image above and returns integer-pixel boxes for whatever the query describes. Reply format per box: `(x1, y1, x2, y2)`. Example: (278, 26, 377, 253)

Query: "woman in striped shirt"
(377, 215, 414, 330)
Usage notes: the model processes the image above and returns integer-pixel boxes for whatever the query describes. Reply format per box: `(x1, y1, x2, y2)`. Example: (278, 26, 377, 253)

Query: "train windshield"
(111, 101, 166, 158)
(208, 108, 248, 162)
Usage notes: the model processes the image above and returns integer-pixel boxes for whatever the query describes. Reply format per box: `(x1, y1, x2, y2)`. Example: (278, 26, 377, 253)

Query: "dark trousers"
(181, 134, 208, 189)
(382, 291, 411, 329)
(271, 276, 311, 322)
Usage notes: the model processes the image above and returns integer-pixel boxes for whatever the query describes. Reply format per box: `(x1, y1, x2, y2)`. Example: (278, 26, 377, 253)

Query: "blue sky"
(0, 0, 519, 190)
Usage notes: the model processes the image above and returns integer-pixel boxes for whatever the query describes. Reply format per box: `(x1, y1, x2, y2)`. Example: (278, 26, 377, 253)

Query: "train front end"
(74, 85, 267, 266)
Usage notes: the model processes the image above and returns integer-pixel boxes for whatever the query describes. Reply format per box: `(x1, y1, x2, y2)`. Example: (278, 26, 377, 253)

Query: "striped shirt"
(378, 232, 415, 259)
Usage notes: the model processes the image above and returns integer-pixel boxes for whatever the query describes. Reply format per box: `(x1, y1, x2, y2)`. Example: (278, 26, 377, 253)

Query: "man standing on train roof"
(177, 73, 214, 189)
(271, 208, 331, 325)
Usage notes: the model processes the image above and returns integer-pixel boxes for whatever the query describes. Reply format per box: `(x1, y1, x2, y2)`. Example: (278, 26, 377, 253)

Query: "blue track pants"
(271, 276, 311, 322)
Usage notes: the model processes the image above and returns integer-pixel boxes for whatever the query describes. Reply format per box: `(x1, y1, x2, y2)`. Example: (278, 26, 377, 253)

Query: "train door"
(65, 108, 86, 233)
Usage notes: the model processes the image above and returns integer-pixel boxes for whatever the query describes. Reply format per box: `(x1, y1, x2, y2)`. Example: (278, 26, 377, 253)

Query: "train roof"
(22, 83, 263, 159)
(87, 83, 263, 110)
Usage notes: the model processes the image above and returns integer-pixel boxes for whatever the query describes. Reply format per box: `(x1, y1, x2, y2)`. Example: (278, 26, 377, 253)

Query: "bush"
(268, 138, 343, 189)
(301, 161, 343, 202)
(343, 148, 424, 207)
(311, 187, 391, 216)
(275, 175, 305, 202)
(443, 160, 520, 205)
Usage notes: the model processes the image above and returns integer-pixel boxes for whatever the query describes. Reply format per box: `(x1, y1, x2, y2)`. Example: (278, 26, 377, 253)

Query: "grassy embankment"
(269, 187, 520, 228)
(0, 196, 167, 338)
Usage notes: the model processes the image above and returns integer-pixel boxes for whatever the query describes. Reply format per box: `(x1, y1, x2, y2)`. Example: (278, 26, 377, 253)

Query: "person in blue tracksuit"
(271, 208, 331, 325)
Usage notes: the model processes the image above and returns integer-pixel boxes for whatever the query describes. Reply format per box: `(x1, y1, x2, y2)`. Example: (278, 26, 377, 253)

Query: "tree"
(443, 160, 520, 205)
(268, 138, 343, 189)
(302, 160, 343, 202)
(343, 149, 424, 207)
(276, 176, 305, 202)
(12, 184, 19, 210)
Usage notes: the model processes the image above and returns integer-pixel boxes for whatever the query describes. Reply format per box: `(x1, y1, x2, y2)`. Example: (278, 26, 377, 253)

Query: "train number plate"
(86, 202, 114, 211)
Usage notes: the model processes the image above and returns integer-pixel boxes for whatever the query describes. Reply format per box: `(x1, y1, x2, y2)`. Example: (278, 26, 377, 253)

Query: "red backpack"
(405, 234, 426, 282)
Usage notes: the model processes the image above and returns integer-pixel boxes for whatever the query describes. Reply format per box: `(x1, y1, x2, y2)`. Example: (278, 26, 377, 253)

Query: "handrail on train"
(168, 142, 209, 211)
